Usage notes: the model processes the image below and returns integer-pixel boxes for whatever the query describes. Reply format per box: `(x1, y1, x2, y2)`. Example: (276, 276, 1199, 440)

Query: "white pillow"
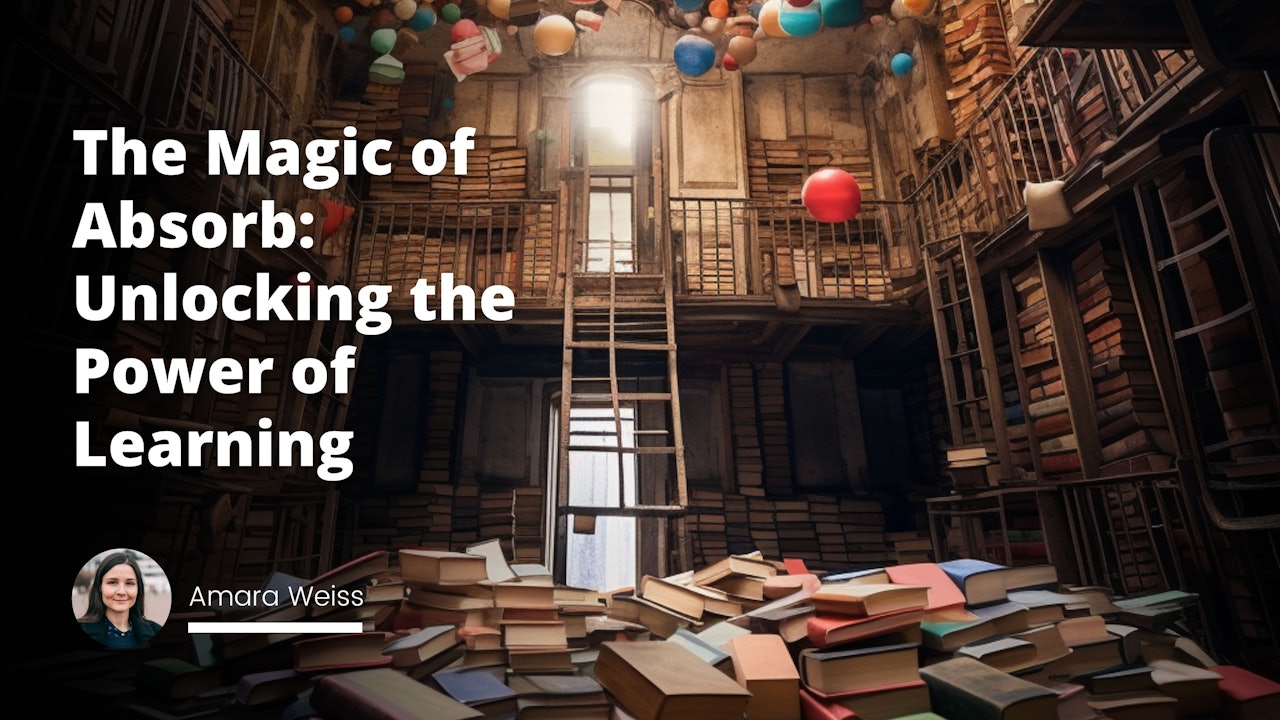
(1024, 180, 1073, 230)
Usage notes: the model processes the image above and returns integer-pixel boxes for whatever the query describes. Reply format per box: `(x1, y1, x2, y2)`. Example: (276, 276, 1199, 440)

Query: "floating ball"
(339, 25, 356, 42)
(489, 0, 511, 19)
(758, 0, 787, 37)
(443, 97, 454, 111)
(819, 0, 862, 27)
(727, 35, 757, 65)
(802, 167, 862, 223)
(709, 0, 730, 18)
(778, 3, 821, 36)
(369, 7, 397, 29)
(320, 201, 355, 239)
(370, 27, 397, 54)
(904, 0, 932, 13)
(673, 34, 716, 77)
(533, 15, 577, 56)
(394, 0, 418, 20)
(869, 13, 883, 25)
(747, 1, 763, 18)
(723, 54, 740, 71)
(891, 52, 915, 76)
(788, 0, 815, 6)
(440, 3, 462, 23)
(334, 6, 354, 23)
(451, 18, 481, 42)
(409, 6, 437, 30)
(675, 0, 704, 11)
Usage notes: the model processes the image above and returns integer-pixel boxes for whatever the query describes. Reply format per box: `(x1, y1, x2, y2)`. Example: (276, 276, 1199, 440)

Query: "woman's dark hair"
(78, 551, 147, 625)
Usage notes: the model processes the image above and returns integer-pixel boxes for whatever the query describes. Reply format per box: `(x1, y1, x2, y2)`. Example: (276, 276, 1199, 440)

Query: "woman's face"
(100, 563, 138, 615)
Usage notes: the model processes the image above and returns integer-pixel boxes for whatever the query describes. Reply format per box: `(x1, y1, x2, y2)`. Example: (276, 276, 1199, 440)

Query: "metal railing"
(351, 199, 563, 304)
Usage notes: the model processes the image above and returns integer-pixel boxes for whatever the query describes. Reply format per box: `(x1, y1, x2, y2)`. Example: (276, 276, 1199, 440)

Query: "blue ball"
(818, 0, 862, 27)
(673, 34, 716, 77)
(747, 2, 763, 19)
(339, 25, 356, 42)
(409, 8, 437, 32)
(778, 4, 822, 37)
(675, 0, 704, 11)
(891, 52, 916, 76)
(443, 97, 454, 111)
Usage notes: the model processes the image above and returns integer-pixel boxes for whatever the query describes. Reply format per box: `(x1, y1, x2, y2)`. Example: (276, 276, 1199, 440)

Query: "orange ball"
(334, 6, 354, 24)
(709, 0, 730, 18)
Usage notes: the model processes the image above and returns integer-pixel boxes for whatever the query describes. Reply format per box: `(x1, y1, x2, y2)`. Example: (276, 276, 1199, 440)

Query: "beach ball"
(778, 2, 821, 36)
(802, 168, 862, 223)
(410, 6, 437, 30)
(533, 15, 577, 56)
(441, 3, 462, 23)
(334, 6, 354, 23)
(819, 0, 862, 27)
(727, 35, 757, 65)
(758, 0, 788, 37)
(674, 34, 716, 76)
(370, 27, 397, 54)
(891, 52, 915, 76)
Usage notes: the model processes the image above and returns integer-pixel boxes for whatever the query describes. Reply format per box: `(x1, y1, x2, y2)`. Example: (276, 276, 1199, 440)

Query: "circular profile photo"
(71, 548, 172, 649)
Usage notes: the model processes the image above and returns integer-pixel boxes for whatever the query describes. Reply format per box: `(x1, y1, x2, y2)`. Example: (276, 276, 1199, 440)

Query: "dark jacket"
(80, 617, 163, 648)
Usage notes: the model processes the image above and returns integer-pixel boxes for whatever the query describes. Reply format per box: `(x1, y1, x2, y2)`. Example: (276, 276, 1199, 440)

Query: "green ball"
(370, 27, 397, 54)
(441, 3, 462, 23)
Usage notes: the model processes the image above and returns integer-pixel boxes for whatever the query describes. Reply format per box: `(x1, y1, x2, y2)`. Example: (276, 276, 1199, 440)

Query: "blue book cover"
(431, 668, 517, 706)
(937, 558, 1007, 588)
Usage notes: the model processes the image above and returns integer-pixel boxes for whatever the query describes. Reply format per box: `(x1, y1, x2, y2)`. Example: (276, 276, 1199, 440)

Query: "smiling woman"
(72, 549, 171, 650)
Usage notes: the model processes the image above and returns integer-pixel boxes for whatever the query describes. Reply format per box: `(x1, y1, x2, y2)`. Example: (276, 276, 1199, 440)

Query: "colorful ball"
(339, 25, 356, 42)
(394, 0, 418, 20)
(723, 54, 740, 71)
(673, 34, 716, 77)
(788, 0, 815, 6)
(489, 0, 511, 19)
(758, 0, 788, 37)
(410, 6, 437, 30)
(904, 0, 932, 13)
(451, 18, 481, 42)
(709, 0, 730, 18)
(675, 0, 704, 11)
(334, 6, 354, 24)
(819, 0, 862, 27)
(727, 35, 757, 65)
(802, 167, 862, 223)
(778, 3, 821, 36)
(891, 52, 915, 76)
(370, 27, 397, 54)
(440, 3, 462, 23)
(533, 15, 577, 56)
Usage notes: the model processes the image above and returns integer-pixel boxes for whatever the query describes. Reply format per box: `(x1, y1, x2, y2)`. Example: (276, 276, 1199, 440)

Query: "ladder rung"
(1156, 229, 1231, 271)
(936, 297, 970, 310)
(567, 445, 677, 454)
(559, 505, 685, 518)
(946, 347, 981, 360)
(952, 397, 988, 407)
(1172, 302, 1254, 340)
(569, 341, 674, 351)
(1168, 198, 1221, 230)
(570, 392, 673, 403)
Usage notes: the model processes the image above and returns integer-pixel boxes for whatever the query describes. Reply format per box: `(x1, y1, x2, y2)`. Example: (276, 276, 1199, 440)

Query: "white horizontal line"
(187, 622, 364, 634)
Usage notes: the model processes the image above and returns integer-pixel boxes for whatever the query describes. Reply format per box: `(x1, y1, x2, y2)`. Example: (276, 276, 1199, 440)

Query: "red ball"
(451, 18, 480, 43)
(802, 167, 862, 223)
(722, 54, 739, 71)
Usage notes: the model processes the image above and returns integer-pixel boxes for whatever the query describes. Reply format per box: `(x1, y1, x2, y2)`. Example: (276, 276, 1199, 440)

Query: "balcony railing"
(907, 46, 1197, 249)
(351, 199, 563, 304)
(669, 199, 916, 301)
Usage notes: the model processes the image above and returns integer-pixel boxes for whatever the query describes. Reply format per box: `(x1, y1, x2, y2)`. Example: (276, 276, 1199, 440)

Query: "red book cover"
(806, 606, 925, 648)
(884, 563, 968, 612)
(800, 688, 858, 720)
(784, 558, 811, 576)
(1217, 664, 1280, 702)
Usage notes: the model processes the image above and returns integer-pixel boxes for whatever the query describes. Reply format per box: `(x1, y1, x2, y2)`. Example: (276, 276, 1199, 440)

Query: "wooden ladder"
(556, 228, 690, 578)
(923, 234, 1015, 480)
